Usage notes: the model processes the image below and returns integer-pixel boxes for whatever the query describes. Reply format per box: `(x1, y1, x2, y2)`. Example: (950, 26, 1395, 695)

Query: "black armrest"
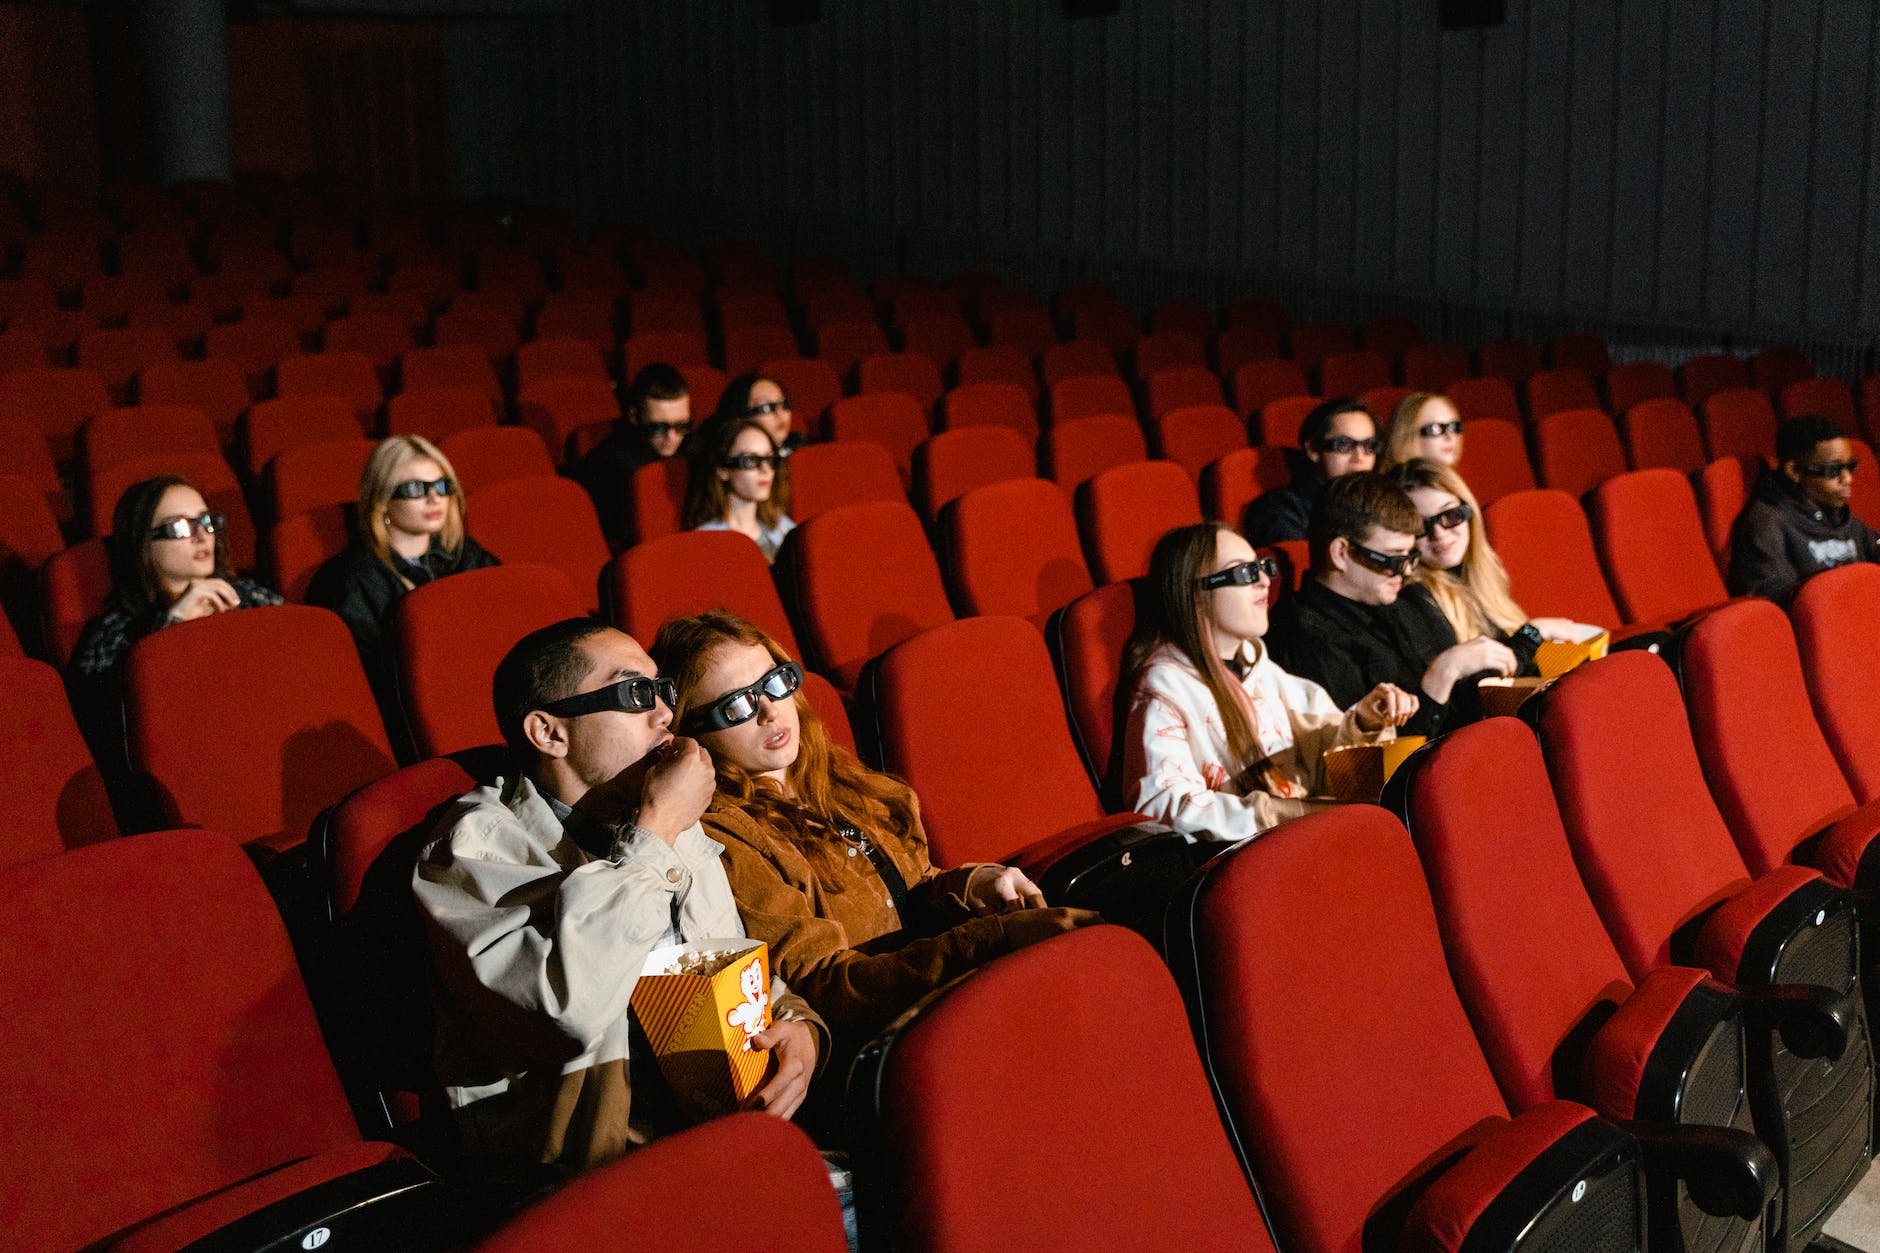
(1615, 1120, 1779, 1221)
(1739, 982, 1857, 1062)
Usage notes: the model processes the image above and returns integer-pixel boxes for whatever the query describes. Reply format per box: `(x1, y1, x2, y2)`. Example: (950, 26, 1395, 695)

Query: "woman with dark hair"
(1120, 522, 1414, 843)
(718, 371, 808, 454)
(683, 416, 795, 563)
(652, 610, 1092, 1047)
(70, 474, 283, 732)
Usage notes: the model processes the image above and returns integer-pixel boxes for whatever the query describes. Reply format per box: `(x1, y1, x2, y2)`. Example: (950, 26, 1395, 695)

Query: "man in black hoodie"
(1244, 397, 1379, 546)
(1728, 413, 1879, 601)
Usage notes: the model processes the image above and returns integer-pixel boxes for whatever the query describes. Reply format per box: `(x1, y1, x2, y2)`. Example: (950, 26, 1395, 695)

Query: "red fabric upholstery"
(434, 306, 521, 363)
(1200, 445, 1293, 530)
(1400, 344, 1472, 392)
(0, 471, 63, 635)
(1229, 357, 1310, 421)
(1151, 302, 1215, 341)
(78, 325, 180, 397)
(473, 1114, 845, 1253)
(1534, 408, 1627, 498)
(1133, 329, 1207, 380)
(1591, 468, 1727, 624)
(812, 320, 888, 379)
(1287, 320, 1353, 371)
(265, 505, 348, 602)
(1693, 862, 1834, 985)
(205, 317, 302, 393)
(1155, 404, 1246, 480)
(986, 306, 1058, 357)
(82, 404, 221, 478)
(1453, 417, 1536, 506)
(1144, 365, 1224, 420)
(0, 656, 116, 872)
(1401, 1102, 1605, 1253)
(517, 376, 620, 467)
(1048, 579, 1138, 798)
(1072, 301, 1140, 355)
(0, 365, 111, 463)
(1049, 373, 1136, 427)
(1040, 340, 1118, 390)
(1041, 413, 1146, 493)
(942, 477, 1092, 626)
(1534, 652, 1762, 977)
(386, 384, 498, 445)
(1695, 454, 1760, 569)
(787, 440, 906, 522)
(1792, 564, 1880, 803)
(0, 415, 70, 523)
(610, 529, 801, 657)
(858, 350, 944, 414)
(1581, 965, 1715, 1120)
(1181, 806, 1514, 1253)
(828, 392, 930, 475)
(1779, 376, 1858, 431)
(1396, 718, 1644, 1110)
(1076, 459, 1202, 584)
(1678, 599, 1865, 877)
(244, 394, 365, 480)
(41, 537, 110, 666)
(866, 615, 1111, 866)
(618, 455, 688, 546)
(760, 356, 842, 435)
(954, 344, 1040, 404)
(1477, 339, 1543, 385)
(1751, 345, 1813, 395)
(1699, 387, 1779, 462)
(899, 313, 975, 373)
(1622, 397, 1707, 474)
(1316, 348, 1392, 397)
(1445, 376, 1523, 428)
(276, 351, 384, 424)
(1605, 362, 1678, 418)
(88, 449, 255, 572)
(395, 564, 588, 758)
(860, 926, 1274, 1253)
(468, 476, 608, 609)
(723, 326, 799, 376)
(262, 438, 373, 526)
(1523, 367, 1601, 422)
(783, 500, 953, 691)
(322, 314, 414, 372)
(911, 425, 1035, 526)
(1482, 490, 1623, 631)
(515, 337, 608, 392)
(0, 829, 367, 1252)
(1364, 315, 1424, 358)
(401, 345, 504, 410)
(1254, 394, 1321, 448)
(1548, 333, 1612, 376)
(127, 606, 395, 854)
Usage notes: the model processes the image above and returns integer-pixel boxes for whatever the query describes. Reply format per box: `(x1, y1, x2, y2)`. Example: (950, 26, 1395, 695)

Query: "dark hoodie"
(1727, 465, 1880, 602)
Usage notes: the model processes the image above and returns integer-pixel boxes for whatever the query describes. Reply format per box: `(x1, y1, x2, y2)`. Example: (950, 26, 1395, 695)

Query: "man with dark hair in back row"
(1728, 413, 1880, 602)
(571, 363, 694, 545)
(1244, 397, 1381, 547)
(412, 618, 825, 1181)
(1265, 471, 1520, 738)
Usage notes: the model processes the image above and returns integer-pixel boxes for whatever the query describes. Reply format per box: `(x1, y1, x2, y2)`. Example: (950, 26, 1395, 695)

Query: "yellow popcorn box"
(1477, 675, 1553, 719)
(1322, 736, 1427, 803)
(1533, 626, 1610, 679)
(630, 938, 772, 1118)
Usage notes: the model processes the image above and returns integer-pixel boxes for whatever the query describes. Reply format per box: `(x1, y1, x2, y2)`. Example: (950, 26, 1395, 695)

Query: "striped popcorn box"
(630, 938, 773, 1118)
(1321, 736, 1426, 803)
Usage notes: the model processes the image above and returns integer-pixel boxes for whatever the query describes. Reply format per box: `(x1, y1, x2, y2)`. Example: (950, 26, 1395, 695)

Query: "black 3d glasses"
(1799, 458, 1859, 479)
(540, 675, 679, 718)
(149, 512, 225, 542)
(1197, 558, 1280, 590)
(1315, 435, 1382, 456)
(1349, 543, 1420, 577)
(391, 477, 456, 500)
(682, 661, 803, 734)
(1420, 503, 1474, 538)
(1418, 420, 1465, 438)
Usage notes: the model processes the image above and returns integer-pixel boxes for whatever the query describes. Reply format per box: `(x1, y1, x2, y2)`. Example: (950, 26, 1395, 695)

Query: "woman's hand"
(167, 578, 241, 623)
(1421, 637, 1518, 704)
(744, 1019, 817, 1120)
(964, 864, 1047, 914)
(1353, 682, 1419, 731)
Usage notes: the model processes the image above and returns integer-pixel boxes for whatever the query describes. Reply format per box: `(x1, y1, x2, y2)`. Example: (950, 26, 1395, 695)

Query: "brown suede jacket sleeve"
(704, 800, 1063, 1039)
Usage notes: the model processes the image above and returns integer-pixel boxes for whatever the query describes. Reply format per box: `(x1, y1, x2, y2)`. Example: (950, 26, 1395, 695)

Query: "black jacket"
(1727, 467, 1880, 602)
(1265, 579, 1538, 738)
(1244, 477, 1321, 548)
(570, 425, 670, 546)
(307, 536, 500, 691)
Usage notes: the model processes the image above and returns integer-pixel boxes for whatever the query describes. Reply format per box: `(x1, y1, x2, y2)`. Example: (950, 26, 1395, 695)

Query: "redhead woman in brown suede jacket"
(651, 611, 1094, 1045)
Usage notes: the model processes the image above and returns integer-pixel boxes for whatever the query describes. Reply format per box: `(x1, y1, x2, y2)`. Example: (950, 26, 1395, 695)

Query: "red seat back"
(1254, 395, 1320, 448)
(858, 350, 944, 413)
(1315, 348, 1391, 397)
(942, 478, 1092, 625)
(1695, 454, 1760, 569)
(760, 356, 842, 436)
(1048, 579, 1139, 798)
(1133, 330, 1207, 380)
(1229, 358, 1310, 421)
(1477, 338, 1544, 385)
(1399, 343, 1472, 392)
(1049, 373, 1136, 427)
(1041, 413, 1146, 493)
(41, 538, 111, 666)
(954, 344, 1039, 404)
(1622, 397, 1707, 474)
(1604, 361, 1678, 417)
(515, 337, 609, 392)
(787, 440, 905, 521)
(1286, 320, 1353, 371)
(1751, 345, 1813, 395)
(0, 365, 111, 462)
(1792, 564, 1880, 803)
(126, 605, 395, 856)
(0, 656, 117, 872)
(518, 376, 621, 467)
(1154, 404, 1246, 481)
(1039, 339, 1117, 389)
(275, 350, 383, 424)
(1076, 460, 1202, 584)
(609, 529, 801, 658)
(1778, 376, 1858, 431)
(267, 506, 352, 602)
(386, 384, 498, 445)
(1523, 367, 1602, 422)
(1144, 366, 1223, 420)
(1548, 333, 1611, 376)
(1446, 376, 1522, 428)
(245, 394, 366, 481)
(828, 392, 930, 476)
(1677, 599, 1857, 876)
(1482, 490, 1622, 630)
(781, 500, 953, 690)
(866, 615, 1104, 864)
(139, 354, 252, 446)
(1533, 407, 1627, 498)
(1454, 417, 1537, 508)
(469, 476, 610, 611)
(1700, 387, 1779, 462)
(0, 829, 363, 1253)
(911, 425, 1036, 526)
(1590, 469, 1727, 624)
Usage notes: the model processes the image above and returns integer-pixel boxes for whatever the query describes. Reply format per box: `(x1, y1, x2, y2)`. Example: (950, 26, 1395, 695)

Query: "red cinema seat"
(1071, 300, 1140, 356)
(400, 345, 503, 411)
(1696, 455, 1761, 571)
(1199, 445, 1294, 531)
(433, 307, 520, 365)
(778, 499, 953, 691)
(621, 456, 689, 547)
(1847, 436, 1880, 531)
(986, 305, 1058, 357)
(940, 380, 1038, 439)
(1680, 354, 1751, 407)
(126, 605, 396, 857)
(723, 325, 799, 377)
(0, 327, 50, 375)
(760, 356, 842, 437)
(812, 319, 889, 381)
(898, 313, 975, 374)
(468, 476, 610, 612)
(386, 384, 498, 445)
(1701, 388, 1780, 462)
(204, 316, 303, 395)
(1590, 469, 1728, 624)
(1039, 339, 1117, 389)
(1400, 343, 1473, 392)
(1524, 367, 1602, 423)
(1042, 414, 1147, 494)
(385, 262, 459, 312)
(474, 1114, 845, 1253)
(609, 530, 800, 657)
(1478, 338, 1544, 385)
(276, 351, 384, 426)
(1678, 599, 1880, 886)
(1254, 395, 1321, 448)
(0, 415, 66, 521)
(622, 329, 710, 378)
(264, 436, 375, 524)
(77, 325, 180, 401)
(1778, 377, 1858, 432)
(1230, 358, 1311, 423)
(1168, 806, 1648, 1253)
(911, 425, 1035, 527)
(1315, 348, 1391, 397)
(1046, 578, 1142, 802)
(827, 392, 929, 479)
(1214, 324, 1284, 379)
(1533, 408, 1627, 499)
(787, 440, 905, 522)
(395, 564, 588, 758)
(1446, 375, 1523, 428)
(942, 478, 1092, 626)
(88, 449, 254, 573)
(0, 471, 63, 634)
(1155, 404, 1246, 482)
(1547, 333, 1612, 377)
(1483, 490, 1623, 632)
(1132, 330, 1206, 381)
(136, 358, 252, 445)
(1076, 460, 1201, 584)
(322, 313, 414, 373)
(954, 344, 1039, 405)
(0, 829, 447, 1253)
(0, 365, 111, 463)
(1361, 314, 1423, 359)
(858, 350, 944, 414)
(41, 538, 110, 667)
(1143, 366, 1224, 421)
(519, 376, 621, 467)
(81, 403, 220, 478)
(1793, 564, 1880, 804)
(1385, 721, 1774, 1252)
(267, 507, 352, 603)
(1752, 345, 1813, 396)
(847, 926, 1274, 1253)
(1150, 301, 1214, 341)
(438, 425, 556, 495)
(1049, 373, 1135, 427)
(1285, 320, 1351, 371)
(1359, 385, 1411, 428)
(0, 656, 117, 872)
(515, 337, 609, 393)
(243, 393, 365, 481)
(1605, 361, 1678, 417)
(1622, 398, 1708, 474)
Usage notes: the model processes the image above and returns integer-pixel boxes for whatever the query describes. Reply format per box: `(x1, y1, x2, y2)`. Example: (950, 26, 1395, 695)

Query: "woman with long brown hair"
(651, 610, 1091, 1046)
(683, 416, 795, 564)
(1120, 522, 1415, 843)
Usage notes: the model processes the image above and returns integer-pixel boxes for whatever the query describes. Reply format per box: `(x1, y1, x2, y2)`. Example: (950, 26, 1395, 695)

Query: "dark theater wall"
(450, 0, 1880, 363)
